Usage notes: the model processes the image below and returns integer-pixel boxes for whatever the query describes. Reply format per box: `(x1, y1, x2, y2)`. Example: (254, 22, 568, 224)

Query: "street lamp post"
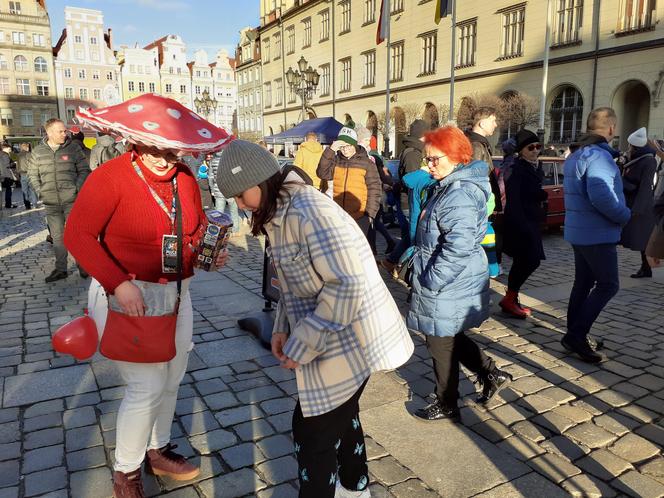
(286, 56, 320, 121)
(194, 89, 218, 121)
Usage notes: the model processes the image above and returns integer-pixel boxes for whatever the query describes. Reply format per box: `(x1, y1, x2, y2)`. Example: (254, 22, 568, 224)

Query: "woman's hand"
(114, 280, 145, 316)
(271, 332, 300, 370)
(214, 249, 229, 269)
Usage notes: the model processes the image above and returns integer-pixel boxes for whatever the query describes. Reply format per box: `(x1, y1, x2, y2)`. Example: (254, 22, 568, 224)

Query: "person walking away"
(379, 119, 428, 268)
(407, 126, 512, 422)
(563, 107, 630, 363)
(64, 94, 231, 498)
(646, 139, 664, 267)
(316, 127, 381, 237)
(466, 107, 503, 274)
(216, 140, 413, 498)
(293, 131, 323, 189)
(0, 143, 17, 209)
(16, 143, 37, 209)
(356, 125, 396, 255)
(27, 119, 90, 282)
(208, 151, 241, 236)
(500, 129, 548, 318)
(90, 133, 125, 170)
(620, 127, 657, 278)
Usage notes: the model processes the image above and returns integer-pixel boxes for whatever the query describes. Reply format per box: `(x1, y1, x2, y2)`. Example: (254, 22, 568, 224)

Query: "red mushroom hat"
(76, 94, 232, 153)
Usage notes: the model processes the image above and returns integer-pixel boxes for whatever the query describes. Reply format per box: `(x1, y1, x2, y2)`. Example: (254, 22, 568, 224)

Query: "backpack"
(99, 143, 123, 165)
(397, 147, 418, 180)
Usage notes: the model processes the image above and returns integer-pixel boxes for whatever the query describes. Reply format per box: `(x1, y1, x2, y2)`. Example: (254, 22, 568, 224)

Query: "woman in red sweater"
(64, 95, 231, 498)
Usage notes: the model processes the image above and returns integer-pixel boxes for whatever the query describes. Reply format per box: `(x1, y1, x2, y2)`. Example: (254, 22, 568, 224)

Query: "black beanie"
(515, 129, 539, 153)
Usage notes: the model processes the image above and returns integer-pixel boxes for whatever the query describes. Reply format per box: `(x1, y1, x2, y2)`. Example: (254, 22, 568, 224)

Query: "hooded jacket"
(293, 140, 324, 188)
(620, 146, 657, 251)
(398, 119, 427, 178)
(407, 160, 491, 337)
(89, 134, 123, 171)
(563, 134, 630, 245)
(402, 168, 437, 241)
(316, 145, 381, 219)
(27, 138, 90, 206)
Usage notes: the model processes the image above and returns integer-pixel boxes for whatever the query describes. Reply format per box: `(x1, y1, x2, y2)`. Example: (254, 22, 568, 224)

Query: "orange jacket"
(316, 146, 381, 220)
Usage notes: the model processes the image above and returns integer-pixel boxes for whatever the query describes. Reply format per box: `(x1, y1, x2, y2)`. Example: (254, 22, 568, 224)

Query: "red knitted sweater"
(64, 152, 206, 293)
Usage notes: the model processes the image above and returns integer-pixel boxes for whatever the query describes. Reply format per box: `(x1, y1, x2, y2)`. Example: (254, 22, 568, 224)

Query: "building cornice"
(262, 36, 664, 116)
(259, 0, 326, 33)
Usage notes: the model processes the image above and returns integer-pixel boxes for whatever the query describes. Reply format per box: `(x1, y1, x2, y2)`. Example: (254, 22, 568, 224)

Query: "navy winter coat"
(564, 139, 630, 245)
(407, 160, 491, 337)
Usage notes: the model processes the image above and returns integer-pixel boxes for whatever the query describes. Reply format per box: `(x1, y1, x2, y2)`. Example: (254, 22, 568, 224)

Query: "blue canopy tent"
(264, 117, 344, 145)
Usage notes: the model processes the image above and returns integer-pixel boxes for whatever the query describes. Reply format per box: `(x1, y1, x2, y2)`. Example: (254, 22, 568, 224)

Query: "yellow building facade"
(259, 0, 664, 152)
(0, 0, 58, 138)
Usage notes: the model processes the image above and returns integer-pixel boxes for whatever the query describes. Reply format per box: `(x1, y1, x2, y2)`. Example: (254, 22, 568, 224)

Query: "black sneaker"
(46, 234, 53, 244)
(586, 336, 604, 351)
(476, 368, 513, 405)
(413, 401, 460, 422)
(45, 269, 68, 283)
(561, 335, 602, 363)
(79, 268, 89, 279)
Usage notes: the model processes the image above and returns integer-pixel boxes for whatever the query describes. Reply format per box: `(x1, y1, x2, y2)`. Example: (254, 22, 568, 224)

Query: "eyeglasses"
(425, 155, 446, 167)
(145, 151, 180, 165)
(527, 144, 543, 152)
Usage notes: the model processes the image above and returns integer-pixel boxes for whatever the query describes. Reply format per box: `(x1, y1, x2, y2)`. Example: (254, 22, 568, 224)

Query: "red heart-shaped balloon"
(52, 316, 98, 360)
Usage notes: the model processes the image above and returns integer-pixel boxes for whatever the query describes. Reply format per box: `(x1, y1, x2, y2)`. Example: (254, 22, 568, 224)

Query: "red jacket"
(64, 152, 206, 293)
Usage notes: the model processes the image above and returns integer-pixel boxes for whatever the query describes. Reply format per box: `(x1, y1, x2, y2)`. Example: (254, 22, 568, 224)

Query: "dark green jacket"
(27, 139, 90, 205)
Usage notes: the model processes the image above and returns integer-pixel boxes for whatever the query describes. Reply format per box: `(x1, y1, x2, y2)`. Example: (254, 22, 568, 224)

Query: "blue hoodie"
(402, 168, 437, 241)
(563, 139, 630, 245)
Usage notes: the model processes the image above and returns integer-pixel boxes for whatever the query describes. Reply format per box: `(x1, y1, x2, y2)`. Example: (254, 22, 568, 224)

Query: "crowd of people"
(2, 94, 664, 498)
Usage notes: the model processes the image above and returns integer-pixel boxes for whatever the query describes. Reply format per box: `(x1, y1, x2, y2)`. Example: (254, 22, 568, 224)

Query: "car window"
(539, 161, 557, 186)
(555, 162, 564, 184)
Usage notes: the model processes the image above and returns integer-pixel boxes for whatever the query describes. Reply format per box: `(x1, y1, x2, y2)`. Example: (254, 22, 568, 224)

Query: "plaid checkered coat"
(265, 184, 414, 417)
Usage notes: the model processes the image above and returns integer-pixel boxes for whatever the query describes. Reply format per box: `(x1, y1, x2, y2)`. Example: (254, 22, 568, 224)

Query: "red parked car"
(493, 156, 566, 230)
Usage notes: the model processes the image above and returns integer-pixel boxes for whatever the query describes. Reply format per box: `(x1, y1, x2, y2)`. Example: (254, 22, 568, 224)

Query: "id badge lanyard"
(132, 162, 178, 233)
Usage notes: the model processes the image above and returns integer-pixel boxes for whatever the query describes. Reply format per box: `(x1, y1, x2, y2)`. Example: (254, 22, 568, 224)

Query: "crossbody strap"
(174, 181, 183, 312)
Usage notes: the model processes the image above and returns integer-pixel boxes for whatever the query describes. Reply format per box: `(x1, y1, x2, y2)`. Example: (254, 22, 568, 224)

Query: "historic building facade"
(259, 0, 664, 152)
(209, 49, 237, 133)
(116, 45, 160, 101)
(235, 26, 263, 141)
(0, 0, 58, 138)
(53, 7, 121, 125)
(145, 34, 191, 109)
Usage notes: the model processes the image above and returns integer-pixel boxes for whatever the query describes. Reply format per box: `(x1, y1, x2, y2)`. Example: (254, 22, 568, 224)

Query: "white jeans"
(88, 278, 193, 473)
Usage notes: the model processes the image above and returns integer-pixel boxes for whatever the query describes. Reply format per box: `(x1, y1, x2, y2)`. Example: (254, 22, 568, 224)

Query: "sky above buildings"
(47, 0, 260, 58)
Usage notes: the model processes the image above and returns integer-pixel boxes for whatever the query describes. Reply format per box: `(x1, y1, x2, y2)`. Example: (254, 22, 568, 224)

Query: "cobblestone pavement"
(1, 195, 663, 498)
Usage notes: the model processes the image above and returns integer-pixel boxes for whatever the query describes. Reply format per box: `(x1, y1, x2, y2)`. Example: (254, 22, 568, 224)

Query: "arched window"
(34, 56, 48, 72)
(14, 55, 28, 71)
(550, 86, 583, 143)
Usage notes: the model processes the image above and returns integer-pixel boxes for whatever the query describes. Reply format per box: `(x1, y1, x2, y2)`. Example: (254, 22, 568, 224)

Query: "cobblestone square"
(1, 200, 663, 497)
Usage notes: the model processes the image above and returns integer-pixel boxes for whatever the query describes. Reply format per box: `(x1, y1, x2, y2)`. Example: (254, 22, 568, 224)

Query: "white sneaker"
(335, 481, 371, 498)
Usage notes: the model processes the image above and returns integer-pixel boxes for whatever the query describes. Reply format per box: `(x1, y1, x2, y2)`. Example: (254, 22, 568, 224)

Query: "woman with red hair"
(407, 126, 513, 422)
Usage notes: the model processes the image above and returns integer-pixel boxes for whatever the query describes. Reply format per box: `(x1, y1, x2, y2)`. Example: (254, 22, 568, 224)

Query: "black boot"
(561, 335, 602, 363)
(412, 400, 460, 422)
(476, 368, 513, 405)
(630, 266, 652, 278)
(45, 269, 68, 283)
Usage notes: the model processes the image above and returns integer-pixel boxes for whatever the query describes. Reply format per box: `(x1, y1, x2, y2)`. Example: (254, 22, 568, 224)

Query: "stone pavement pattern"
(1, 197, 663, 498)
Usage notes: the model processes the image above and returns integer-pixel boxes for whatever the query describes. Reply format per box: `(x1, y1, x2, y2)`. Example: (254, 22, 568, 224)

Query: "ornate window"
(550, 86, 583, 143)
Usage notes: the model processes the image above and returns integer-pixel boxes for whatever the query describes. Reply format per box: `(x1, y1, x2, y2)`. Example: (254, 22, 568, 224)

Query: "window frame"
(419, 30, 438, 76)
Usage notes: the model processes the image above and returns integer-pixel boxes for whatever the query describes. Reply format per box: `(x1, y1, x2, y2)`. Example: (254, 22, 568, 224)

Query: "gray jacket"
(90, 135, 124, 170)
(27, 139, 90, 205)
(0, 151, 13, 180)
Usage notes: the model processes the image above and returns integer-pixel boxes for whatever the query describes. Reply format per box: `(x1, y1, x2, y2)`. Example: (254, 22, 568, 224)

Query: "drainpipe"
(590, 0, 601, 108)
(279, 5, 287, 129)
(331, 0, 336, 118)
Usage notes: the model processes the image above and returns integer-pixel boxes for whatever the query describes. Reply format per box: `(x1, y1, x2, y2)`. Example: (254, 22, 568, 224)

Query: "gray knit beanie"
(216, 139, 281, 198)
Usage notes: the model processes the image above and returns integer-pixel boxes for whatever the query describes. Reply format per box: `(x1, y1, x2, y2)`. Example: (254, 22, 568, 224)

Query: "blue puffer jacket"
(407, 160, 491, 337)
(563, 138, 631, 245)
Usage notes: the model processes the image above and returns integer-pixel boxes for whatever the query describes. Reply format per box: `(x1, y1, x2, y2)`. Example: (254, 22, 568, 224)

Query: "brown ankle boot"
(113, 469, 145, 498)
(146, 443, 199, 481)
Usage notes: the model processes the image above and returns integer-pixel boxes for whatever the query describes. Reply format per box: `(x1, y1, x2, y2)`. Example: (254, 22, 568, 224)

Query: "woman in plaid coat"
(217, 140, 414, 498)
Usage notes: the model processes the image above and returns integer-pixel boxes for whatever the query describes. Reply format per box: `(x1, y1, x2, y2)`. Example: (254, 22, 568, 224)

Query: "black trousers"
(491, 214, 504, 264)
(426, 332, 495, 408)
(507, 256, 540, 292)
(292, 380, 369, 498)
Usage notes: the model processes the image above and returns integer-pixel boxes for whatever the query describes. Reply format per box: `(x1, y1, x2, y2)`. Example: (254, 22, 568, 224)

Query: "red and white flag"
(376, 0, 390, 45)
